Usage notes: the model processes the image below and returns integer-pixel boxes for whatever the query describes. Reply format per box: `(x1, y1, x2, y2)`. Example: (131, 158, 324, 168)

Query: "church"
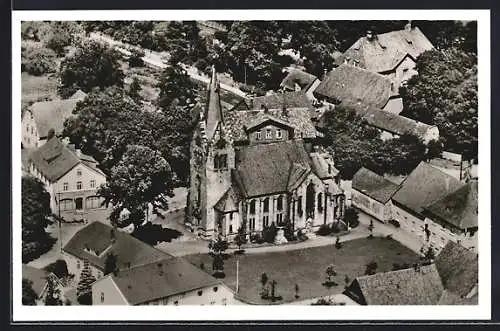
(187, 68, 345, 240)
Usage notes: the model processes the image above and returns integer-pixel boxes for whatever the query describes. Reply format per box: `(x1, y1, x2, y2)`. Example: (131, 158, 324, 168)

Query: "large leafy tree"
(44, 277, 63, 306)
(22, 278, 38, 305)
(77, 260, 96, 305)
(400, 48, 477, 159)
(98, 145, 175, 227)
(58, 40, 124, 98)
(413, 20, 477, 53)
(163, 21, 207, 66)
(22, 177, 56, 263)
(21, 43, 58, 76)
(156, 63, 197, 109)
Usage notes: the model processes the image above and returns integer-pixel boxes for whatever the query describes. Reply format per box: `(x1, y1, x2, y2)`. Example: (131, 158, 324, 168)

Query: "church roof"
(214, 186, 242, 213)
(205, 67, 224, 140)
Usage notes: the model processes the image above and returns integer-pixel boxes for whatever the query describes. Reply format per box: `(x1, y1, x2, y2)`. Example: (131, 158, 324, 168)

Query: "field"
(21, 72, 59, 108)
(185, 237, 421, 304)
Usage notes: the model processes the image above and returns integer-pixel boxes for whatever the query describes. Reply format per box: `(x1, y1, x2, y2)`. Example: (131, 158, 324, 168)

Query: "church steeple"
(205, 66, 224, 140)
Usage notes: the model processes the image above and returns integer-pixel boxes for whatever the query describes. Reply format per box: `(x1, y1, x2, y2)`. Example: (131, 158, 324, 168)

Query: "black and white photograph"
(12, 9, 490, 321)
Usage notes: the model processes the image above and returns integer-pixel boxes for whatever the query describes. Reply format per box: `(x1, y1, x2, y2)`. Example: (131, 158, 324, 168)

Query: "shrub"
(344, 207, 359, 228)
(262, 223, 278, 243)
(128, 50, 145, 67)
(44, 259, 69, 279)
(21, 45, 57, 76)
(389, 219, 401, 228)
(316, 224, 332, 236)
(335, 237, 342, 249)
(365, 261, 378, 275)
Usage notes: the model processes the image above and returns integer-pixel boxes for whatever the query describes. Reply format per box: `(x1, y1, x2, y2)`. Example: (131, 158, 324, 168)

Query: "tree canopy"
(22, 278, 38, 305)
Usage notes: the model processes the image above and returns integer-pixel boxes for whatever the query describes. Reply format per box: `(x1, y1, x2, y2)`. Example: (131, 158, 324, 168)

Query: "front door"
(75, 198, 83, 210)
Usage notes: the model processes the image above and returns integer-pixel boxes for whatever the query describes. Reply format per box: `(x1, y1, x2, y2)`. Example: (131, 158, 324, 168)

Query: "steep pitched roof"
(110, 258, 223, 305)
(22, 265, 50, 298)
(392, 162, 463, 217)
(352, 167, 400, 204)
(234, 140, 312, 197)
(280, 69, 318, 91)
(313, 64, 392, 108)
(435, 241, 478, 298)
(29, 93, 86, 138)
(214, 186, 242, 213)
(349, 264, 444, 305)
(70, 89, 88, 101)
(248, 91, 313, 111)
(423, 180, 478, 229)
(63, 221, 173, 271)
(224, 107, 319, 143)
(309, 152, 338, 179)
(337, 26, 434, 73)
(345, 102, 436, 138)
(205, 67, 224, 140)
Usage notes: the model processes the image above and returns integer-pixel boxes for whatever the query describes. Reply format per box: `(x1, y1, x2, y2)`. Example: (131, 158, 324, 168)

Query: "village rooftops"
(422, 180, 478, 230)
(313, 64, 392, 109)
(280, 69, 319, 91)
(28, 136, 105, 182)
(107, 257, 224, 305)
(26, 90, 87, 139)
(62, 221, 173, 271)
(336, 26, 434, 73)
(435, 241, 478, 298)
(352, 167, 400, 204)
(392, 162, 463, 218)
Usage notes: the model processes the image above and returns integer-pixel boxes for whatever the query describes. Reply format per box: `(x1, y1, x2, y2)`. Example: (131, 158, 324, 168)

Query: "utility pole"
(236, 258, 240, 293)
(58, 192, 62, 253)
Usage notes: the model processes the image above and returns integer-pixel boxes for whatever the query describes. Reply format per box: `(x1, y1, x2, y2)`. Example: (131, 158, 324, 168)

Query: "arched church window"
(263, 198, 270, 213)
(277, 196, 283, 211)
(318, 193, 323, 212)
(249, 200, 256, 214)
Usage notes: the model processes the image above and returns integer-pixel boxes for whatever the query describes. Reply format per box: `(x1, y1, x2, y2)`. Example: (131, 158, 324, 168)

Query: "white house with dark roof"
(92, 258, 235, 305)
(351, 167, 400, 223)
(280, 68, 321, 100)
(26, 135, 106, 214)
(188, 67, 345, 240)
(21, 90, 87, 149)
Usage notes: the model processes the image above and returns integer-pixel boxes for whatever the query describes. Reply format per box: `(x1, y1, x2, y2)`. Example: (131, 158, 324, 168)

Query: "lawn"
(21, 72, 59, 107)
(185, 237, 421, 304)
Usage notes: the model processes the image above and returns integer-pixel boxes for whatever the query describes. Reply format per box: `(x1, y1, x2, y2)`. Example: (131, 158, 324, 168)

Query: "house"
(422, 181, 478, 251)
(21, 90, 87, 149)
(92, 258, 234, 305)
(313, 63, 404, 114)
(62, 221, 172, 283)
(391, 162, 463, 243)
(187, 67, 345, 240)
(351, 167, 400, 223)
(22, 265, 63, 305)
(336, 22, 434, 92)
(280, 69, 321, 100)
(343, 264, 445, 305)
(434, 241, 478, 300)
(26, 135, 106, 214)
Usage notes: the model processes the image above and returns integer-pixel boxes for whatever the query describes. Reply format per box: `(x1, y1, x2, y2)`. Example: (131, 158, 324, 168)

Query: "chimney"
(405, 20, 412, 31)
(366, 30, 374, 41)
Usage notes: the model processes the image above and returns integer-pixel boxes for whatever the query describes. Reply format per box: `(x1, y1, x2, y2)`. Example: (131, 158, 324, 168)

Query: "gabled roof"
(435, 241, 478, 298)
(348, 264, 444, 305)
(392, 162, 463, 217)
(22, 265, 50, 298)
(313, 64, 392, 109)
(234, 140, 312, 197)
(224, 107, 319, 143)
(352, 167, 400, 204)
(29, 137, 104, 182)
(205, 67, 224, 140)
(337, 26, 434, 73)
(63, 221, 173, 271)
(246, 114, 295, 133)
(28, 93, 86, 138)
(280, 69, 319, 91)
(110, 257, 223, 305)
(309, 152, 338, 180)
(214, 186, 242, 213)
(345, 102, 437, 138)
(70, 89, 88, 101)
(423, 180, 478, 230)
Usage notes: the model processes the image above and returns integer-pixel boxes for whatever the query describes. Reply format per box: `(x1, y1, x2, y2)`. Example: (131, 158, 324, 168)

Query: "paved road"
(88, 32, 248, 98)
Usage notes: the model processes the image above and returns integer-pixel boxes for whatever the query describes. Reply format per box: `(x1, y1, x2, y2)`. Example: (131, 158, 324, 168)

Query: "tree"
(423, 246, 436, 264)
(44, 277, 63, 306)
(21, 44, 57, 76)
(325, 264, 337, 285)
(104, 252, 118, 275)
(22, 278, 38, 305)
(44, 259, 69, 279)
(335, 236, 342, 249)
(294, 284, 300, 299)
(344, 275, 350, 288)
(128, 77, 142, 103)
(209, 235, 228, 278)
(343, 207, 359, 228)
(22, 177, 56, 263)
(77, 260, 96, 305)
(260, 272, 268, 294)
(128, 49, 145, 68)
(365, 261, 378, 275)
(368, 220, 374, 238)
(156, 63, 196, 109)
(45, 21, 74, 56)
(58, 40, 124, 97)
(163, 21, 207, 65)
(98, 145, 174, 227)
(412, 20, 477, 53)
(234, 225, 247, 253)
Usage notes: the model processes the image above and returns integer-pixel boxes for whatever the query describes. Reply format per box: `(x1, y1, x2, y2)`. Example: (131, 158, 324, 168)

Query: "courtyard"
(185, 236, 421, 304)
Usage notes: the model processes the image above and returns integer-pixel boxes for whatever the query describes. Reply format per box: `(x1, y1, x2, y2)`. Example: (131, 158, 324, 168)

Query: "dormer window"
(214, 154, 227, 169)
(266, 129, 272, 139)
(77, 169, 82, 177)
(257, 131, 262, 140)
(276, 129, 282, 139)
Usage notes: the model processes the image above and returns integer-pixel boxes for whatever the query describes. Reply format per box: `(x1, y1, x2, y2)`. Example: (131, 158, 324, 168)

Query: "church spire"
(205, 65, 224, 140)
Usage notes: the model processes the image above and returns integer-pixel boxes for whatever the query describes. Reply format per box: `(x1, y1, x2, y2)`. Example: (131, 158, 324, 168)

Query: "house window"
(277, 196, 283, 211)
(77, 169, 82, 177)
(100, 292, 104, 303)
(298, 196, 303, 214)
(213, 286, 218, 292)
(90, 180, 96, 188)
(77, 260, 81, 269)
(249, 218, 255, 231)
(77, 181, 82, 190)
(63, 182, 68, 191)
(257, 131, 262, 140)
(174, 300, 179, 305)
(266, 129, 272, 139)
(318, 193, 323, 212)
(276, 129, 282, 139)
(197, 290, 203, 296)
(249, 200, 256, 214)
(263, 198, 269, 213)
(214, 154, 227, 169)
(229, 224, 233, 233)
(263, 215, 270, 227)
(276, 213, 283, 225)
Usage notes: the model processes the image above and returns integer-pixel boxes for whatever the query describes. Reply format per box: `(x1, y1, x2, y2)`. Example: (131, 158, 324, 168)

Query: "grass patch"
(185, 237, 420, 304)
(21, 72, 59, 107)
